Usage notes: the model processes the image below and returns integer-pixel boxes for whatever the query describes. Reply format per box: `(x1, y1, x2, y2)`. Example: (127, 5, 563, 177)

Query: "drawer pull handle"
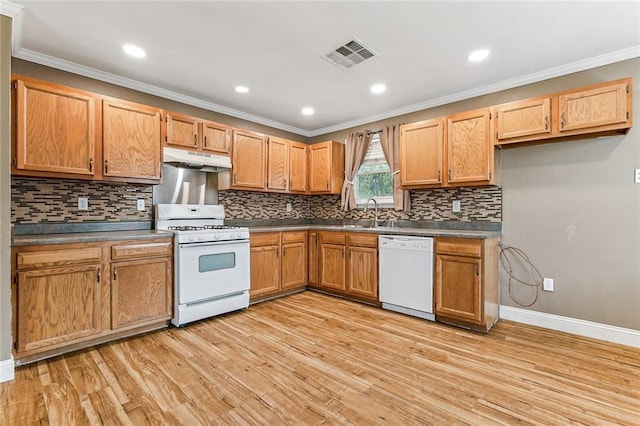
(113, 267, 118, 281)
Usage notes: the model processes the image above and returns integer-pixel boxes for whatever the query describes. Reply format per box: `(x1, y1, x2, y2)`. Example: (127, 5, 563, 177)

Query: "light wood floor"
(1, 291, 639, 425)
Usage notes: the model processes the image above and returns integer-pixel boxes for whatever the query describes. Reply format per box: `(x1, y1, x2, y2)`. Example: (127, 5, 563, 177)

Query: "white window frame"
(354, 134, 394, 208)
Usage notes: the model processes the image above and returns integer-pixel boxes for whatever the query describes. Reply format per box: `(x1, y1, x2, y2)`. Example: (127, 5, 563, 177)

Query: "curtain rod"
(365, 130, 382, 136)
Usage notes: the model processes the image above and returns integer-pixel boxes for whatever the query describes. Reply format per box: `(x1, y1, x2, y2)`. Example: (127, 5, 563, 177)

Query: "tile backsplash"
(220, 186, 502, 223)
(11, 178, 153, 224)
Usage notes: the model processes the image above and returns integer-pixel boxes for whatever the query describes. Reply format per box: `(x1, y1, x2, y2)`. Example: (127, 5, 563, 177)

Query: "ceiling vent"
(324, 38, 377, 70)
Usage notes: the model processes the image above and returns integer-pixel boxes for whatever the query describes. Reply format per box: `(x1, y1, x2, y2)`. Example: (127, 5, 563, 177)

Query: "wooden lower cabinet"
(12, 237, 173, 363)
(249, 231, 307, 302)
(312, 231, 379, 304)
(434, 237, 499, 332)
(110, 240, 172, 330)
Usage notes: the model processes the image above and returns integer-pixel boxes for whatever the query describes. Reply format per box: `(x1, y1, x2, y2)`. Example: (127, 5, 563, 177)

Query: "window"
(354, 134, 393, 206)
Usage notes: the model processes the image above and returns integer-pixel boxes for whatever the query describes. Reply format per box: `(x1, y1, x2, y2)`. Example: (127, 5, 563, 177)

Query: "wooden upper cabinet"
(447, 108, 493, 185)
(165, 112, 199, 149)
(12, 77, 98, 177)
(267, 136, 289, 191)
(289, 142, 308, 193)
(308, 141, 344, 194)
(495, 97, 551, 142)
(202, 120, 231, 155)
(399, 118, 444, 188)
(102, 99, 162, 183)
(231, 129, 267, 189)
(559, 80, 630, 133)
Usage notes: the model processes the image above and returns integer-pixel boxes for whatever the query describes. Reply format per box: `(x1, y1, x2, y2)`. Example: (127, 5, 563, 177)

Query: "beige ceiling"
(3, 1, 640, 137)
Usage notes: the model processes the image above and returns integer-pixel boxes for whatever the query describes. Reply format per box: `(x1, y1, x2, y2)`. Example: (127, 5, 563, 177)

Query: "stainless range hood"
(163, 147, 231, 172)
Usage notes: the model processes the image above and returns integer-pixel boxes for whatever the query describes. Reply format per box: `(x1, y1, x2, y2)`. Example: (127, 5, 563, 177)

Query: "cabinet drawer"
(111, 241, 172, 260)
(250, 232, 280, 247)
(435, 238, 482, 258)
(347, 233, 378, 248)
(320, 232, 346, 245)
(16, 247, 103, 270)
(282, 231, 306, 244)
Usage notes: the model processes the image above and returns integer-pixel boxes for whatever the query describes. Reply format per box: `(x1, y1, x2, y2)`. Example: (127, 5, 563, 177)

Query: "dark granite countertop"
(248, 225, 500, 239)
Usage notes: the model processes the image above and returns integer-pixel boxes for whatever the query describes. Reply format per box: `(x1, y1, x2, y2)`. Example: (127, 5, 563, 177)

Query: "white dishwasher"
(378, 235, 434, 321)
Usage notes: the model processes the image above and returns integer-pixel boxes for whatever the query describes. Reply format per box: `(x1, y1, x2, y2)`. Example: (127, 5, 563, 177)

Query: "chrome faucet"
(364, 198, 379, 227)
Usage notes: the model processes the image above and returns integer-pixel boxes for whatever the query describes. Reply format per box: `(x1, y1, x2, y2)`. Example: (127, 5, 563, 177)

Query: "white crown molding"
(0, 0, 22, 18)
(307, 45, 640, 137)
(11, 37, 640, 139)
(0, 356, 14, 383)
(500, 305, 640, 349)
(11, 47, 312, 137)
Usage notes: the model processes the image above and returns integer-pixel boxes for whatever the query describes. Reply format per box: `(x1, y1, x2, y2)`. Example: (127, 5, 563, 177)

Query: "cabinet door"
(202, 120, 231, 155)
(16, 265, 103, 353)
(435, 254, 482, 323)
(447, 108, 492, 185)
(559, 82, 629, 133)
(231, 130, 267, 189)
(166, 113, 199, 149)
(14, 79, 96, 176)
(496, 98, 551, 141)
(267, 137, 289, 191)
(282, 238, 307, 290)
(289, 142, 308, 192)
(102, 99, 162, 181)
(347, 246, 378, 300)
(250, 245, 280, 298)
(308, 232, 319, 286)
(399, 119, 444, 187)
(309, 142, 331, 192)
(320, 243, 346, 290)
(111, 258, 172, 329)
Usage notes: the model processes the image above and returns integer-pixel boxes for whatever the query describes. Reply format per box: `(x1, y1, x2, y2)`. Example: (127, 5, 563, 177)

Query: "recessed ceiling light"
(468, 49, 489, 62)
(301, 107, 315, 116)
(123, 44, 146, 59)
(371, 83, 386, 94)
(235, 86, 249, 94)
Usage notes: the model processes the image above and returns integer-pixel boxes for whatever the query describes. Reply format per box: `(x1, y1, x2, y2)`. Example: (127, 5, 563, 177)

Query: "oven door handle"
(178, 239, 249, 249)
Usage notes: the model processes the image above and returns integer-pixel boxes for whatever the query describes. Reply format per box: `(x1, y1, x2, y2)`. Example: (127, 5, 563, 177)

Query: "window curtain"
(341, 131, 373, 211)
(380, 125, 411, 212)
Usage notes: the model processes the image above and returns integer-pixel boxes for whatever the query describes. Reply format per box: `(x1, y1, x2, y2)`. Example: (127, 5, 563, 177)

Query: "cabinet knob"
(448, 169, 452, 181)
(89, 158, 93, 172)
(233, 173, 237, 184)
(544, 116, 549, 130)
(204, 136, 207, 147)
(96, 267, 101, 284)
(104, 160, 109, 174)
(194, 134, 198, 146)
(437, 170, 441, 182)
(475, 264, 479, 276)
(560, 113, 566, 129)
(113, 267, 118, 281)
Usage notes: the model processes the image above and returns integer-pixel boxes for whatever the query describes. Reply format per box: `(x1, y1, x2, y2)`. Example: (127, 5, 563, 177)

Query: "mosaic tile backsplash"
(220, 187, 502, 223)
(11, 178, 153, 224)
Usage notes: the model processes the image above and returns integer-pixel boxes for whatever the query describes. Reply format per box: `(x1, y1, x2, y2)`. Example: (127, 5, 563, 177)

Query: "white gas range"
(155, 204, 250, 327)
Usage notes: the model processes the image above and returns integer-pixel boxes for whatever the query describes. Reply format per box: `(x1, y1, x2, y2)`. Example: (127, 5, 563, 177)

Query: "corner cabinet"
(11, 77, 99, 179)
(495, 78, 632, 147)
(434, 236, 499, 332)
(308, 141, 345, 194)
(11, 236, 173, 364)
(249, 231, 307, 302)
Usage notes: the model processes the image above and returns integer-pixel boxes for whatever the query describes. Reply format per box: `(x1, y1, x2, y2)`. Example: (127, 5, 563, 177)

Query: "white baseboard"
(499, 306, 640, 348)
(0, 356, 14, 383)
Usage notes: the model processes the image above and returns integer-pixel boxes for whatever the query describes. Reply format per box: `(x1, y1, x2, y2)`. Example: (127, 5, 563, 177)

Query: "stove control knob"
(188, 235, 195, 242)
(197, 235, 204, 241)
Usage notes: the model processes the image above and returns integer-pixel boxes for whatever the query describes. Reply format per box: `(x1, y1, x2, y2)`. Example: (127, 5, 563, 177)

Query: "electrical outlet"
(543, 278, 554, 292)
(78, 197, 88, 211)
(452, 200, 461, 213)
(137, 199, 146, 211)
(286, 202, 292, 212)
(634, 168, 640, 184)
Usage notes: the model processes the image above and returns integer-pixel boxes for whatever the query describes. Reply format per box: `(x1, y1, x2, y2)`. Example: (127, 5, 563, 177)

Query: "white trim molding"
(500, 305, 640, 349)
(0, 356, 14, 383)
(0, 1, 22, 18)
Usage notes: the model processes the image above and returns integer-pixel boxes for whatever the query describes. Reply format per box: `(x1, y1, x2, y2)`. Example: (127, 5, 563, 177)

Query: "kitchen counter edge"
(248, 225, 500, 239)
(12, 230, 174, 246)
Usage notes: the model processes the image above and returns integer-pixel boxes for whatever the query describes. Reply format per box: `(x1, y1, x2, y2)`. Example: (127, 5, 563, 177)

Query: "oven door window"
(199, 252, 236, 273)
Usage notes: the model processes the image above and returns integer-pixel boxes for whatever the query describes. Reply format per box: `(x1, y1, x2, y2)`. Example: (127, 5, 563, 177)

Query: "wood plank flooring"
(1, 291, 639, 425)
